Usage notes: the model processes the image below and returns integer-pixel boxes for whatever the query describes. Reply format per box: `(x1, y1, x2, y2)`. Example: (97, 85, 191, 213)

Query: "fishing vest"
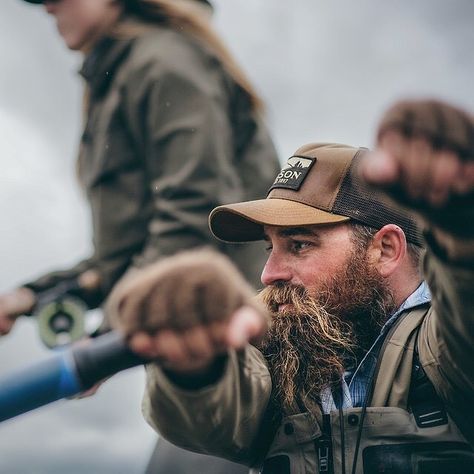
(251, 305, 474, 474)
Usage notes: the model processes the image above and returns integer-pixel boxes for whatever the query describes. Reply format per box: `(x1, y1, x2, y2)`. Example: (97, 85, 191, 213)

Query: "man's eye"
(265, 244, 273, 252)
(291, 240, 312, 252)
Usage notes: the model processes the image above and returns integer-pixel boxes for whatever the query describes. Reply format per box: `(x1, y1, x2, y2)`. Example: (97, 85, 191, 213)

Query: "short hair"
(349, 222, 424, 270)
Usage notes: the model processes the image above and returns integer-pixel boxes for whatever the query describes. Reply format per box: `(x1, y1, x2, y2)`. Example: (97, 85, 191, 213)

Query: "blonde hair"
(113, 0, 262, 111)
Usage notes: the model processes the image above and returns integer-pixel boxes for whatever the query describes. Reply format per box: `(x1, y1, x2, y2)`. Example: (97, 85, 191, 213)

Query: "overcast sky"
(1, 0, 473, 472)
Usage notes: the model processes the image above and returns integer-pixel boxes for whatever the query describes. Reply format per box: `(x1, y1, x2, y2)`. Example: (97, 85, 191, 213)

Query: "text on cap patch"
(269, 156, 316, 191)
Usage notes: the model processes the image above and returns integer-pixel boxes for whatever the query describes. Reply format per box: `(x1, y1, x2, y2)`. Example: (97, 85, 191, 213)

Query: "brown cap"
(210, 143, 423, 246)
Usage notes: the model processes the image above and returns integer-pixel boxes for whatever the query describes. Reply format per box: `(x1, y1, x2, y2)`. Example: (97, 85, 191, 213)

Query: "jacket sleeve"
(22, 257, 106, 311)
(142, 345, 273, 466)
(121, 61, 246, 266)
(417, 197, 474, 444)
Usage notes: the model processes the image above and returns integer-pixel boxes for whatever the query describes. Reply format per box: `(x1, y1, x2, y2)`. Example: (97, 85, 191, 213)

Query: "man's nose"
(261, 251, 292, 286)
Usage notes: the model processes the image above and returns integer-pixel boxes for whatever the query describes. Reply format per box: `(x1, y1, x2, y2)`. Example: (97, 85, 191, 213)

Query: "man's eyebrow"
(279, 227, 320, 238)
(263, 227, 321, 240)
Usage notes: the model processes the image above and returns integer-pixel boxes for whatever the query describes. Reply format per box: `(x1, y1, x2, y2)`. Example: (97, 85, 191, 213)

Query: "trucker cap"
(210, 143, 423, 246)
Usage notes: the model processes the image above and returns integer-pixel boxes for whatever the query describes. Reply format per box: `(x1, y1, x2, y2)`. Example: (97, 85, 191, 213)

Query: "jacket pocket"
(262, 412, 322, 474)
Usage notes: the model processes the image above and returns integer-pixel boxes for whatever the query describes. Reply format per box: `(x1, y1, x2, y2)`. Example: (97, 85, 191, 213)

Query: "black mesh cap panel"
(332, 151, 424, 246)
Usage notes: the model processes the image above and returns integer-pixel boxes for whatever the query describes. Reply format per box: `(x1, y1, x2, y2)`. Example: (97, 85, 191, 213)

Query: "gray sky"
(0, 0, 473, 472)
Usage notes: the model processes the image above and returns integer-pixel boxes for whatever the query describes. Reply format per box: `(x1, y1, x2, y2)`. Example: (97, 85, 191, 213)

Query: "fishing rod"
(0, 331, 148, 423)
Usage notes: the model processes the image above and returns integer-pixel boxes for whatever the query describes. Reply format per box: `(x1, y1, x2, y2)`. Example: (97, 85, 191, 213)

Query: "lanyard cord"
(338, 385, 346, 474)
(332, 379, 346, 474)
(350, 365, 375, 474)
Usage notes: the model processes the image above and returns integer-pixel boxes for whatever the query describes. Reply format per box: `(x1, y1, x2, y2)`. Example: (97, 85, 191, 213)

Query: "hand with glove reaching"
(107, 248, 269, 375)
(359, 99, 474, 260)
(360, 99, 474, 209)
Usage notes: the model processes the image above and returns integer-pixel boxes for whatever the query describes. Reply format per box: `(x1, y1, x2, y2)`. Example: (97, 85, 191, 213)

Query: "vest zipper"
(316, 414, 334, 474)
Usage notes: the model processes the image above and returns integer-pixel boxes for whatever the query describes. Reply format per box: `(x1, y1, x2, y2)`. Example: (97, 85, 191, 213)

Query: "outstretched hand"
(107, 249, 268, 375)
(360, 99, 474, 208)
(128, 305, 264, 374)
(0, 287, 36, 336)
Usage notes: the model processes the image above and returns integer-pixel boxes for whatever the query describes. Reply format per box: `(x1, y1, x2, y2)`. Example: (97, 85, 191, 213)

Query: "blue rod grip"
(0, 351, 82, 422)
(0, 332, 148, 423)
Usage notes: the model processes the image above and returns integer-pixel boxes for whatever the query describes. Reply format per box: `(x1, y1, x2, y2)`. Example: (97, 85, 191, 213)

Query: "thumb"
(0, 316, 15, 336)
(360, 149, 400, 186)
(226, 306, 267, 349)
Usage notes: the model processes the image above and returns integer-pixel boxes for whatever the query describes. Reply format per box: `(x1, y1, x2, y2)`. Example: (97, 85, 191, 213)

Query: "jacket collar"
(80, 36, 133, 98)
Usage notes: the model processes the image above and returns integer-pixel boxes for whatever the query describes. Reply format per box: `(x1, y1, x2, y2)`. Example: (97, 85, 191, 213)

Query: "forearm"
(424, 224, 474, 266)
(23, 259, 93, 294)
(418, 247, 474, 445)
(417, 209, 474, 388)
(22, 259, 97, 312)
(23, 251, 131, 311)
(142, 345, 272, 466)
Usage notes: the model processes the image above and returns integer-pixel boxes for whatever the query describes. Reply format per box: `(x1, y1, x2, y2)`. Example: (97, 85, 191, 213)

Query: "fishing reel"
(32, 272, 101, 349)
(34, 295, 87, 349)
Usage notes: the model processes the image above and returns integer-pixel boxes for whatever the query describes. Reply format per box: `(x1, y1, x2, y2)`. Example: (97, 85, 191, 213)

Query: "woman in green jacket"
(1, 0, 280, 472)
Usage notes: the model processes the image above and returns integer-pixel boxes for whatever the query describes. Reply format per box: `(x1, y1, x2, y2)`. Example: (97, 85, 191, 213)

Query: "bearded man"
(108, 99, 474, 474)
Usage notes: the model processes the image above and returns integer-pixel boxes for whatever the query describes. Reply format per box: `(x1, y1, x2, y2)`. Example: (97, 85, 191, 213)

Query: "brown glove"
(364, 99, 474, 240)
(107, 248, 265, 336)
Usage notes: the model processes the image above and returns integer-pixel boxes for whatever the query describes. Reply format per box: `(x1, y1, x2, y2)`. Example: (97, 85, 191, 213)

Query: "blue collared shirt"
(321, 282, 432, 413)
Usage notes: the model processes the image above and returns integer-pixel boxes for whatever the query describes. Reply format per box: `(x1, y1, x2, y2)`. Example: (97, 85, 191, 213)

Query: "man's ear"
(367, 224, 407, 277)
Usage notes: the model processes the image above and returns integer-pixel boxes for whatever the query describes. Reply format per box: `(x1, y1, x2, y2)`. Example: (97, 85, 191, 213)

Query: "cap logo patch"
(269, 156, 316, 191)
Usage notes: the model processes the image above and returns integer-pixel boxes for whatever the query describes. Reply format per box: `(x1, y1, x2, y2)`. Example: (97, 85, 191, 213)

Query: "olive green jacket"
(25, 21, 280, 305)
(142, 222, 474, 470)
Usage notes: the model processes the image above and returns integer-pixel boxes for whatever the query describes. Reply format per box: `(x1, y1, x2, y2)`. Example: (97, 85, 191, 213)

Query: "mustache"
(258, 283, 355, 348)
(258, 282, 306, 310)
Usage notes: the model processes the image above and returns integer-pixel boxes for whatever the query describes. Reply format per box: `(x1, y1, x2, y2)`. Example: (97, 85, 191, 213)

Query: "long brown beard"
(257, 248, 395, 414)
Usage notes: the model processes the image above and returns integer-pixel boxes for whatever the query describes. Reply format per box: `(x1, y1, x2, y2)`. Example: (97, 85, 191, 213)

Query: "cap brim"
(22, 0, 43, 3)
(209, 198, 350, 243)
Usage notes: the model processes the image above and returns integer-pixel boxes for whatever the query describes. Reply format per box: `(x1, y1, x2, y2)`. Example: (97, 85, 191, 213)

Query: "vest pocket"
(263, 412, 321, 474)
(362, 441, 474, 474)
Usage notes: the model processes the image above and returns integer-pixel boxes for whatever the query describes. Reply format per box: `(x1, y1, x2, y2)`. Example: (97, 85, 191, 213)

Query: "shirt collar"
(382, 281, 431, 333)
